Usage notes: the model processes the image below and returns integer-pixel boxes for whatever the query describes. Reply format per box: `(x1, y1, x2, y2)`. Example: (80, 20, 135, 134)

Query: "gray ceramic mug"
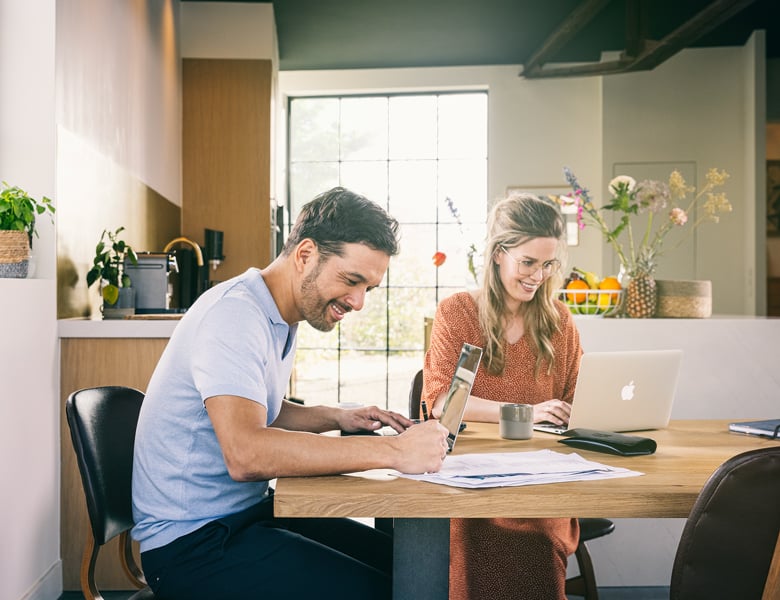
(499, 403, 534, 440)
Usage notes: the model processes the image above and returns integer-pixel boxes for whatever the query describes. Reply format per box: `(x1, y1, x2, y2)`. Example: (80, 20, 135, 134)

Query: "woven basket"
(655, 279, 712, 318)
(0, 230, 30, 278)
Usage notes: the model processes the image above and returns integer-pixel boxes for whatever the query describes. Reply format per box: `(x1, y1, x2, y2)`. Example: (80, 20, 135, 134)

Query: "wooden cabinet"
(182, 59, 274, 280)
(60, 337, 169, 590)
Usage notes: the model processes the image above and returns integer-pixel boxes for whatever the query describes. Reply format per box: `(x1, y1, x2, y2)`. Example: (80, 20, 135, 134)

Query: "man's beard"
(299, 261, 338, 332)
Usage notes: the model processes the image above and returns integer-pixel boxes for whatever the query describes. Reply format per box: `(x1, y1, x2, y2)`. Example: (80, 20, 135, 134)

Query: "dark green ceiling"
(184, 0, 779, 71)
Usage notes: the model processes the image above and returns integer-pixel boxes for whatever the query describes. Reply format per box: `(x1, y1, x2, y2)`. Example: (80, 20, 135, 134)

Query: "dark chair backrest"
(408, 369, 423, 420)
(66, 386, 145, 545)
(670, 446, 780, 600)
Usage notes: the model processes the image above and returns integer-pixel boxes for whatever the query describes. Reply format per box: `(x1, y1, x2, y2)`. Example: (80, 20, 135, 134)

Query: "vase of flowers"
(563, 166, 732, 318)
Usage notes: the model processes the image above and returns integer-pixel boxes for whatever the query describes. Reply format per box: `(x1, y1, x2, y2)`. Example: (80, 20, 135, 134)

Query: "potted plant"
(86, 227, 139, 317)
(0, 181, 55, 278)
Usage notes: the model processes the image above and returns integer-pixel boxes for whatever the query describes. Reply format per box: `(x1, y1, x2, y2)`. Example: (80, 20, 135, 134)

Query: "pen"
(421, 400, 429, 421)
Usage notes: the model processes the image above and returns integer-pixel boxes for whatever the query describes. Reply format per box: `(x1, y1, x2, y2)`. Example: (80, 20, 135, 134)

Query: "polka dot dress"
(423, 292, 582, 600)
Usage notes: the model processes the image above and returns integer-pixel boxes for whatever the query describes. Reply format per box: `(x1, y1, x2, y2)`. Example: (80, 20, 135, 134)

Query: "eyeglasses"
(500, 246, 561, 277)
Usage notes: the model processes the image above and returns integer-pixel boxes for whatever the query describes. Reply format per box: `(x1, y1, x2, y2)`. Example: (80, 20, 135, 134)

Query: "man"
(132, 187, 449, 599)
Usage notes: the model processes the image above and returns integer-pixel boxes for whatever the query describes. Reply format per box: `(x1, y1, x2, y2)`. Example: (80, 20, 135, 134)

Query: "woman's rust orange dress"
(422, 292, 583, 600)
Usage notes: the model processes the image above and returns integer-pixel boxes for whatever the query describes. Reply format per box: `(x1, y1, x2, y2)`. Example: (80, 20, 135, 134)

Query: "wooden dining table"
(274, 420, 780, 600)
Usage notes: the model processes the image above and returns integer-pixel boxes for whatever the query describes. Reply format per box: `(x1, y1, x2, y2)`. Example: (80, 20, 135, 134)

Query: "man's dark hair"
(282, 187, 400, 258)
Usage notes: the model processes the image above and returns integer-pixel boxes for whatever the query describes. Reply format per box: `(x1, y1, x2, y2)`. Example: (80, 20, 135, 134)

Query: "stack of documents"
(399, 449, 643, 489)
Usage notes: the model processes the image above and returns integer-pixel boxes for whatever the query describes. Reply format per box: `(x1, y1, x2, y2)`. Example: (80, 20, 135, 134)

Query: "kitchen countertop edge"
(58, 318, 180, 338)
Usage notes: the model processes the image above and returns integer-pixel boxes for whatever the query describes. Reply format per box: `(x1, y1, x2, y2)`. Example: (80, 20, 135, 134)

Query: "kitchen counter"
(58, 317, 181, 338)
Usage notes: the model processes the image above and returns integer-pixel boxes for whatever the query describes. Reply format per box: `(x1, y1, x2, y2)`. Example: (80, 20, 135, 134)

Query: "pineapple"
(625, 250, 657, 318)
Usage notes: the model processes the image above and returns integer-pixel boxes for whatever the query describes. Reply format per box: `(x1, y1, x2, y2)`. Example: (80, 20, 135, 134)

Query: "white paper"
(398, 449, 643, 489)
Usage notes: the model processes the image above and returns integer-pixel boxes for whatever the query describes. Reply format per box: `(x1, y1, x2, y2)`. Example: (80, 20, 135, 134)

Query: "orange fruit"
(598, 276, 622, 305)
(598, 276, 621, 290)
(565, 279, 590, 304)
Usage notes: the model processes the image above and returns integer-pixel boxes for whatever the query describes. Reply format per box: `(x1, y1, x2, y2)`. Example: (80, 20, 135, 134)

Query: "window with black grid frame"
(286, 92, 487, 413)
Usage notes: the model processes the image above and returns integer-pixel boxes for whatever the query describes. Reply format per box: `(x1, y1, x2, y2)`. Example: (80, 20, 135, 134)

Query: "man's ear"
(294, 239, 318, 272)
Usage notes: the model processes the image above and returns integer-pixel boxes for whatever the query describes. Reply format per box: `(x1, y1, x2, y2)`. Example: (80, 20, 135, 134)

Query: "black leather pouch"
(558, 428, 657, 456)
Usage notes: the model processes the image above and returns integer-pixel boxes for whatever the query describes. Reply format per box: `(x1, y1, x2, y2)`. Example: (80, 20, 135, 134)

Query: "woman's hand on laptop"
(533, 399, 572, 426)
(338, 404, 413, 434)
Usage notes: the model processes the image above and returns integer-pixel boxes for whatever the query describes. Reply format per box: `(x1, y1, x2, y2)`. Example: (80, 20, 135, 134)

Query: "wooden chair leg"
(565, 540, 599, 600)
(80, 533, 101, 600)
(119, 531, 147, 589)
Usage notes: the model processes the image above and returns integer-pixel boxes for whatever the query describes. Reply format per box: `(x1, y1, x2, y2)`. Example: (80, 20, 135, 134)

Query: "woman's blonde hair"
(478, 193, 566, 376)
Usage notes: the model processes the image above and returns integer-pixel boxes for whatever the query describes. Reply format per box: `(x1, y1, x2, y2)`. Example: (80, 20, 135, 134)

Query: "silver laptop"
(371, 342, 483, 443)
(439, 342, 483, 452)
(534, 349, 683, 435)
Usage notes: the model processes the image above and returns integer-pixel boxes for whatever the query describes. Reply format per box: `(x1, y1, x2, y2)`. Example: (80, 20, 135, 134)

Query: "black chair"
(65, 386, 155, 600)
(408, 369, 614, 600)
(670, 446, 780, 600)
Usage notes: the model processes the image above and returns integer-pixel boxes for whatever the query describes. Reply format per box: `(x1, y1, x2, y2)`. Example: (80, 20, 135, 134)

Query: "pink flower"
(670, 207, 688, 226)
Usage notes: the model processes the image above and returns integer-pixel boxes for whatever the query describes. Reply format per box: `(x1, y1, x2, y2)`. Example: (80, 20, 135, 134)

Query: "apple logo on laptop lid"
(620, 380, 635, 401)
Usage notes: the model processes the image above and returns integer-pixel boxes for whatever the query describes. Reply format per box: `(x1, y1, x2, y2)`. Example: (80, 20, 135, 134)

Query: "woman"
(422, 193, 583, 600)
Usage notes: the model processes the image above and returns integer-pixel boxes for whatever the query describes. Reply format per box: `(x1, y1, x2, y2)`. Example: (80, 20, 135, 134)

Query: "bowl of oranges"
(557, 268, 623, 317)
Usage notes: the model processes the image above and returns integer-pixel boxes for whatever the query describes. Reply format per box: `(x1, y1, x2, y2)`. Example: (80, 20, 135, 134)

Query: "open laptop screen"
(440, 342, 483, 452)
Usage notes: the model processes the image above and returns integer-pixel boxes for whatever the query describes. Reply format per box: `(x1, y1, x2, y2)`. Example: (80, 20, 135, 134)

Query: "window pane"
(289, 162, 339, 220)
(297, 321, 339, 350)
(340, 161, 388, 206)
(388, 351, 425, 414)
(391, 224, 438, 287)
(388, 160, 437, 222)
(388, 287, 437, 350)
(439, 159, 488, 224)
(289, 98, 339, 162)
(338, 287, 388, 350)
(389, 96, 437, 159)
(292, 348, 339, 405)
(438, 93, 488, 159)
(340, 97, 389, 160)
(338, 350, 387, 406)
(287, 92, 488, 409)
(436, 223, 484, 288)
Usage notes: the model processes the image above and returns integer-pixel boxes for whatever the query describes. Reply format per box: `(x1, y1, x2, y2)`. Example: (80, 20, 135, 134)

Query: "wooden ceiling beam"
(623, 0, 648, 58)
(625, 0, 757, 72)
(523, 0, 757, 79)
(521, 0, 613, 78)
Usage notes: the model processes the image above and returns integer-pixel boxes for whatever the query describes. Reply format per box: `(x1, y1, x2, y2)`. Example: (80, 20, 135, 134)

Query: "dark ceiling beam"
(623, 0, 648, 58)
(520, 0, 613, 78)
(625, 0, 757, 72)
(523, 0, 757, 79)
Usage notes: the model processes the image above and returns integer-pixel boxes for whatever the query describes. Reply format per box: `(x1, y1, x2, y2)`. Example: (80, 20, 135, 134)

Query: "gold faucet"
(163, 237, 204, 266)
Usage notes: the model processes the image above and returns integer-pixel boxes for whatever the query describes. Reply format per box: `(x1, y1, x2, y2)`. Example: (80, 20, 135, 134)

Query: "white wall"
(0, 1, 60, 599)
(56, 0, 182, 207)
(180, 1, 278, 66)
(603, 32, 765, 315)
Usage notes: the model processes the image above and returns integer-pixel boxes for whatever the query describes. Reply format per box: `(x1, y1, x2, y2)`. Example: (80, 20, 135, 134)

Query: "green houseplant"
(0, 181, 55, 278)
(86, 227, 139, 306)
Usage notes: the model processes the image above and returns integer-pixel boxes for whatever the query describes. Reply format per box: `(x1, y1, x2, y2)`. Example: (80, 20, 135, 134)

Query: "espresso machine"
(123, 252, 178, 313)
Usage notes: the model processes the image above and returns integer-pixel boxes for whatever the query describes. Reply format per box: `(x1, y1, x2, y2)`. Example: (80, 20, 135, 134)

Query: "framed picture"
(768, 160, 780, 236)
(506, 185, 578, 246)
